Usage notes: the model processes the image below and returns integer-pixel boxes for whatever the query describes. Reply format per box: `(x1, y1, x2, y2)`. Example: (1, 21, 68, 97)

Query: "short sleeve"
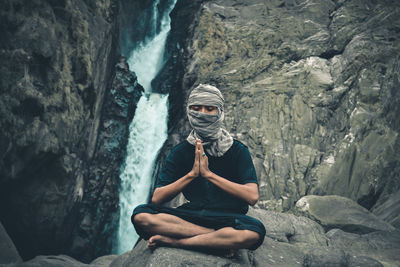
(155, 151, 177, 188)
(235, 143, 258, 184)
(156, 150, 180, 188)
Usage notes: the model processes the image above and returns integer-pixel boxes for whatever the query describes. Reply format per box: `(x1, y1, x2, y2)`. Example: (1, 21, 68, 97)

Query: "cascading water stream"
(116, 0, 177, 254)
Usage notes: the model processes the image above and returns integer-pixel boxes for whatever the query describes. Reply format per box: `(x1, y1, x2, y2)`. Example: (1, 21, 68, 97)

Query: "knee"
(236, 230, 261, 248)
(132, 213, 154, 229)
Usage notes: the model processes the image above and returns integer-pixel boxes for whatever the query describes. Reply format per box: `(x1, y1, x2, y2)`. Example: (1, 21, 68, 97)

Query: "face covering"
(186, 84, 233, 157)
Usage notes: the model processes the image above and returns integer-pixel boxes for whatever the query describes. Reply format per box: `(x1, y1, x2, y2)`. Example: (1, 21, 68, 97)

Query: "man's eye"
(191, 106, 200, 110)
(206, 106, 216, 111)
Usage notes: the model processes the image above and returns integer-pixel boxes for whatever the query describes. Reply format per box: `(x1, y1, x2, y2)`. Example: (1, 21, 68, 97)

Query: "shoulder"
(222, 139, 252, 159)
(168, 140, 193, 157)
(230, 139, 250, 153)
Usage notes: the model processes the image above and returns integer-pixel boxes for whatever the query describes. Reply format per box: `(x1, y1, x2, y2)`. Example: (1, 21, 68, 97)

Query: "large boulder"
(327, 229, 400, 266)
(247, 207, 327, 246)
(293, 195, 395, 233)
(108, 207, 398, 266)
(109, 240, 252, 267)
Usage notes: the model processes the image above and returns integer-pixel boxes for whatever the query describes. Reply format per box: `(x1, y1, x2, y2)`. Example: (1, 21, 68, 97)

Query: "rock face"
(0, 0, 143, 262)
(72, 57, 144, 260)
(158, 0, 400, 219)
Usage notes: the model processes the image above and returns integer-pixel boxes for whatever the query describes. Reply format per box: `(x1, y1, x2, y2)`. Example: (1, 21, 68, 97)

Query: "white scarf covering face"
(186, 84, 233, 157)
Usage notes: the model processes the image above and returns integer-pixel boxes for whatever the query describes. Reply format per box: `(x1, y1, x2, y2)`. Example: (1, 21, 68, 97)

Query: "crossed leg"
(133, 212, 260, 250)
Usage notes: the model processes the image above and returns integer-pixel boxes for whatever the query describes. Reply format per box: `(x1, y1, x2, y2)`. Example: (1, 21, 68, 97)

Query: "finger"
(194, 140, 201, 161)
(194, 146, 200, 161)
(198, 140, 204, 154)
(196, 139, 201, 152)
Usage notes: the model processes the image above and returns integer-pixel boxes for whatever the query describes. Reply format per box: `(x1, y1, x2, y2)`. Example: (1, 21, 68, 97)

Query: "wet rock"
(71, 56, 144, 261)
(293, 195, 395, 233)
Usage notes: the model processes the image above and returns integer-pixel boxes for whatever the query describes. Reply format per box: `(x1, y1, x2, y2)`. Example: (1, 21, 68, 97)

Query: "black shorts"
(131, 203, 266, 250)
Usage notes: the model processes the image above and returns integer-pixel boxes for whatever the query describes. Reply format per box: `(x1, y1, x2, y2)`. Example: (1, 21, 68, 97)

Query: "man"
(131, 84, 265, 253)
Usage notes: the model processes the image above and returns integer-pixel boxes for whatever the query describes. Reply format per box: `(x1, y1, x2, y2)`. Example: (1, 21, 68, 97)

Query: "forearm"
(205, 172, 259, 206)
(151, 172, 196, 205)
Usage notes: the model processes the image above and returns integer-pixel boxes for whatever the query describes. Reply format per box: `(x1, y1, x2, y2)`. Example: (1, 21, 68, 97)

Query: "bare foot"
(224, 249, 237, 258)
(148, 235, 178, 248)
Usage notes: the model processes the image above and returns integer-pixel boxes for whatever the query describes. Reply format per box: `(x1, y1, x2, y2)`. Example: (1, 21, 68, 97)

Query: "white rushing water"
(116, 0, 177, 254)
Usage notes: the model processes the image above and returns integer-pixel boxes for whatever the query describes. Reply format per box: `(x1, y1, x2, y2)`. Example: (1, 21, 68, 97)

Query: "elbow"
(151, 194, 161, 205)
(151, 188, 162, 205)
(248, 193, 259, 206)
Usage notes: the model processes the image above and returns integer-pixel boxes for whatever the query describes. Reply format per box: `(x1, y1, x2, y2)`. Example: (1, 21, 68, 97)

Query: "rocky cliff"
(0, 0, 143, 262)
(159, 0, 400, 222)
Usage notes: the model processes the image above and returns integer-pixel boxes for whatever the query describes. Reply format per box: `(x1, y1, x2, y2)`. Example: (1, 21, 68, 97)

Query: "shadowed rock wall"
(159, 0, 400, 220)
(0, 0, 144, 262)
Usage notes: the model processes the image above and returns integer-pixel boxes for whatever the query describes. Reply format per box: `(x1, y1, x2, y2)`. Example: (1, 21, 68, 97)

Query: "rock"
(90, 255, 119, 267)
(0, 221, 22, 264)
(247, 208, 327, 246)
(71, 56, 144, 261)
(109, 240, 252, 267)
(372, 190, 400, 229)
(9, 255, 86, 267)
(7, 207, 400, 266)
(107, 208, 397, 266)
(303, 247, 348, 267)
(251, 237, 304, 266)
(326, 228, 400, 266)
(293, 195, 395, 233)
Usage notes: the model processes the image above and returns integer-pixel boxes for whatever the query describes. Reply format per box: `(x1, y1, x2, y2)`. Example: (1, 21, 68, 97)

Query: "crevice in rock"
(319, 49, 343, 60)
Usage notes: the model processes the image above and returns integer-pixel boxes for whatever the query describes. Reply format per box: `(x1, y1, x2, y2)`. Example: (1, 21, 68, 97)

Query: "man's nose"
(200, 106, 207, 113)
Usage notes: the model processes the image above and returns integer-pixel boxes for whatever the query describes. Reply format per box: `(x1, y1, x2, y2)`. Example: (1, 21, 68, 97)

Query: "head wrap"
(186, 84, 233, 157)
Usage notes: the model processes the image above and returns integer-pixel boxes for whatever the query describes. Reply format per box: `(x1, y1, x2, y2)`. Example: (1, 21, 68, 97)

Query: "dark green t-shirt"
(155, 140, 258, 214)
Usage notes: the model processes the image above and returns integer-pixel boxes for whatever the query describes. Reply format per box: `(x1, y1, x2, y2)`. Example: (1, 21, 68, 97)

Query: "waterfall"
(116, 0, 177, 254)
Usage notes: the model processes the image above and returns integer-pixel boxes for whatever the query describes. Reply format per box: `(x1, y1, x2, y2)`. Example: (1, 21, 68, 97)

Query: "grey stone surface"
(248, 207, 327, 246)
(251, 237, 304, 266)
(293, 195, 395, 233)
(372, 190, 400, 229)
(326, 228, 400, 266)
(110, 240, 252, 267)
(90, 255, 119, 267)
